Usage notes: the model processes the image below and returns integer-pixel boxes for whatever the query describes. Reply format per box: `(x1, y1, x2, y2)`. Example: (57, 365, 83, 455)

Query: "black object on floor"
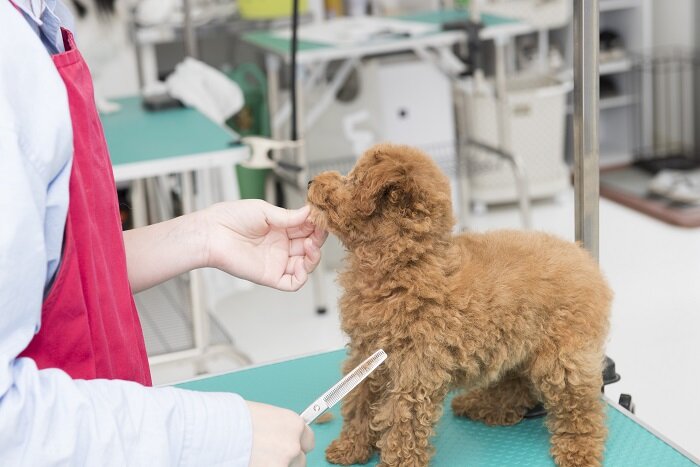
(633, 155, 700, 175)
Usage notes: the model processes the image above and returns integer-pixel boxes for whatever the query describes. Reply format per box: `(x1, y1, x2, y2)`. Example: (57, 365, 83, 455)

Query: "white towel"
(166, 57, 244, 125)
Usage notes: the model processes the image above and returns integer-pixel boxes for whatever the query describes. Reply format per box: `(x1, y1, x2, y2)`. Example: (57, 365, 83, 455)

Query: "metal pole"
(182, 0, 199, 58)
(573, 0, 600, 260)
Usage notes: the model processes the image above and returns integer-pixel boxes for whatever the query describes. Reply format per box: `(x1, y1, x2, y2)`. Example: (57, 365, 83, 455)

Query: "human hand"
(246, 401, 314, 467)
(204, 200, 327, 291)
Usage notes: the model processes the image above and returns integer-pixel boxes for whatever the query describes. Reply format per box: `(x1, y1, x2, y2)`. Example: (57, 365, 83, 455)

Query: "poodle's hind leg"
(451, 372, 537, 426)
(326, 350, 379, 465)
(532, 349, 607, 467)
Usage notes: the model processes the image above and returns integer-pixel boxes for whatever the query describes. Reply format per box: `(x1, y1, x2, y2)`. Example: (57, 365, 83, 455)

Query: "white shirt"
(0, 2, 252, 465)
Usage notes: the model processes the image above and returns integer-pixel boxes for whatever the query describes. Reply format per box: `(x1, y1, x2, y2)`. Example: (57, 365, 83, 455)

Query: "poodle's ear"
(356, 151, 422, 217)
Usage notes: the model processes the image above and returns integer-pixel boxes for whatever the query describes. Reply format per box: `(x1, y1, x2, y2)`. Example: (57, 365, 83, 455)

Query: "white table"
(103, 96, 249, 370)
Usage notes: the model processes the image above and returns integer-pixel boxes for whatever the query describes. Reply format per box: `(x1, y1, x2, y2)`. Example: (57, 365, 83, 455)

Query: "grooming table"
(176, 350, 699, 466)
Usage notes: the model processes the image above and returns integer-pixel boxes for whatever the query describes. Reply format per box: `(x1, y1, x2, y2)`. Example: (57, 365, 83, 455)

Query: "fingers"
(289, 453, 306, 467)
(310, 225, 328, 248)
(246, 401, 314, 467)
(264, 204, 310, 229)
(277, 257, 307, 292)
(303, 237, 321, 273)
(289, 237, 307, 256)
(292, 256, 308, 290)
(300, 424, 315, 453)
(290, 425, 314, 466)
(286, 237, 321, 278)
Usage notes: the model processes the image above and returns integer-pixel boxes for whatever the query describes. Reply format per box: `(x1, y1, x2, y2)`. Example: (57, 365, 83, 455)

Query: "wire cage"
(632, 49, 700, 173)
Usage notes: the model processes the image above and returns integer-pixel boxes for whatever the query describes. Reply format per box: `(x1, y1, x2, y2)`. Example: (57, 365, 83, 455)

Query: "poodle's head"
(307, 144, 455, 250)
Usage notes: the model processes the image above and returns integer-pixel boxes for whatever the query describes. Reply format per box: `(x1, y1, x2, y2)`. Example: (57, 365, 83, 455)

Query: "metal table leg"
(180, 171, 210, 373)
(494, 37, 532, 229)
(130, 179, 149, 228)
(265, 53, 328, 314)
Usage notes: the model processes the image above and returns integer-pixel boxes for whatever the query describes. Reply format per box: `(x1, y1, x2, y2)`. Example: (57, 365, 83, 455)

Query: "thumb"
(263, 204, 310, 228)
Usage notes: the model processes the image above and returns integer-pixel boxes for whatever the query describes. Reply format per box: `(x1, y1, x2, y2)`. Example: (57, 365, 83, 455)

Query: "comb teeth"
(323, 349, 387, 408)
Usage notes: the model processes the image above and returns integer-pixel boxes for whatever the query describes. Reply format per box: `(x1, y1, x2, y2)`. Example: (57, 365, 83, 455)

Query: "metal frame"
(573, 0, 600, 259)
(112, 146, 250, 371)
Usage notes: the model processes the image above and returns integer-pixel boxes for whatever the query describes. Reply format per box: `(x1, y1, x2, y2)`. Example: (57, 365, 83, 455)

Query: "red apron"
(18, 25, 151, 386)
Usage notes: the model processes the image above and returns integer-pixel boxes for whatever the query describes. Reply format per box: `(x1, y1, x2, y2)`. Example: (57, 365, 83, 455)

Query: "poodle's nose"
(307, 180, 314, 189)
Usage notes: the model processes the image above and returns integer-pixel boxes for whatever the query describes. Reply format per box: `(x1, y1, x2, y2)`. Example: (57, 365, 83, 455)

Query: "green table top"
(242, 8, 518, 56)
(177, 350, 698, 466)
(396, 9, 518, 27)
(101, 97, 240, 166)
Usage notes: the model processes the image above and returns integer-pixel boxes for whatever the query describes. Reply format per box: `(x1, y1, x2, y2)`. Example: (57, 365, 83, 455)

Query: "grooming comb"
(300, 349, 387, 424)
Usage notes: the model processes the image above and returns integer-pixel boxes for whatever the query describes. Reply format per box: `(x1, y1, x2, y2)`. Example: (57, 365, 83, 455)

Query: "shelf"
(600, 57, 633, 75)
(600, 151, 634, 167)
(600, 94, 635, 110)
(600, 0, 641, 12)
(566, 95, 635, 113)
(133, 14, 309, 46)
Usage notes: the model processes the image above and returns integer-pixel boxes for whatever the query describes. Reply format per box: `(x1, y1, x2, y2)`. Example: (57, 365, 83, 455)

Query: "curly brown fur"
(307, 143, 612, 467)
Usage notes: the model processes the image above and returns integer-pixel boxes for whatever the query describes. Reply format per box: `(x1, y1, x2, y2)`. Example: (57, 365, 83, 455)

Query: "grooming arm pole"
(573, 0, 600, 260)
(182, 0, 199, 58)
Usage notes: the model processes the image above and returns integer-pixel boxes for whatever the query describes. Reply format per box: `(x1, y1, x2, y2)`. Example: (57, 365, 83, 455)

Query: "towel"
(166, 57, 244, 125)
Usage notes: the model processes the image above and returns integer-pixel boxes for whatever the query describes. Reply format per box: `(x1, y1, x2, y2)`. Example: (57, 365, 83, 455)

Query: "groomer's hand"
(246, 401, 314, 467)
(204, 200, 327, 291)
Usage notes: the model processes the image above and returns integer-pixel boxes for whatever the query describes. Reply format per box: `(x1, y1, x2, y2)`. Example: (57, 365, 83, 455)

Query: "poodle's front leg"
(326, 351, 379, 465)
(372, 358, 450, 467)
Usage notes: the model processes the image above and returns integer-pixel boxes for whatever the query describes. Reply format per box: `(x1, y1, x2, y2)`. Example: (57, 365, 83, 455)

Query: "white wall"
(652, 0, 694, 49)
(71, 2, 140, 99)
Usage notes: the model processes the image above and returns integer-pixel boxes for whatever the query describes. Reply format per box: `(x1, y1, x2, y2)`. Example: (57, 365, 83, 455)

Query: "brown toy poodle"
(306, 143, 612, 467)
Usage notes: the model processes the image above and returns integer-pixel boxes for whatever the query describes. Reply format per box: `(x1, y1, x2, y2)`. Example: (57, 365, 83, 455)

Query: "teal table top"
(177, 350, 698, 466)
(396, 9, 518, 27)
(101, 97, 240, 166)
(242, 9, 518, 56)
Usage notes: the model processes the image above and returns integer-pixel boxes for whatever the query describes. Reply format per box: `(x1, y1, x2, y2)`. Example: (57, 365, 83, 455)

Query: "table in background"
(242, 8, 532, 191)
(103, 96, 249, 370)
(177, 349, 699, 466)
(241, 10, 534, 312)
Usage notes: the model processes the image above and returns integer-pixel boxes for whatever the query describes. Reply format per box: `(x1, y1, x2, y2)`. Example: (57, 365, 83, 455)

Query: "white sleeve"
(0, 128, 253, 467)
(4, 360, 252, 466)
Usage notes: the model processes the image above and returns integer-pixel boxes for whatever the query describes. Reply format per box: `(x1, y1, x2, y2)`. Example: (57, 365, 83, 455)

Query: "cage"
(632, 49, 700, 173)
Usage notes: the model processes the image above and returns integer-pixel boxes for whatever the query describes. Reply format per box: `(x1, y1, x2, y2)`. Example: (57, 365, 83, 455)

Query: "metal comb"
(300, 349, 387, 424)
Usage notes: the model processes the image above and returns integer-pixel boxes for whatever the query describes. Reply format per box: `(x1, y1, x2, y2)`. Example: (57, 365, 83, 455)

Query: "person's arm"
(1, 128, 316, 466)
(1, 125, 251, 464)
(122, 211, 209, 293)
(1, 4, 313, 463)
(123, 200, 327, 293)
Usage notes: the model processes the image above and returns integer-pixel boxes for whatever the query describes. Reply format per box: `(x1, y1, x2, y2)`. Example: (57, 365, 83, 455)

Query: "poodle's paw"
(551, 449, 602, 467)
(451, 393, 526, 426)
(550, 433, 604, 467)
(326, 436, 373, 465)
(376, 458, 428, 467)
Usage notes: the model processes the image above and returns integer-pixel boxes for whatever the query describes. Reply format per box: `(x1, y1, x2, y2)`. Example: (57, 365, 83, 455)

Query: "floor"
(140, 189, 700, 460)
